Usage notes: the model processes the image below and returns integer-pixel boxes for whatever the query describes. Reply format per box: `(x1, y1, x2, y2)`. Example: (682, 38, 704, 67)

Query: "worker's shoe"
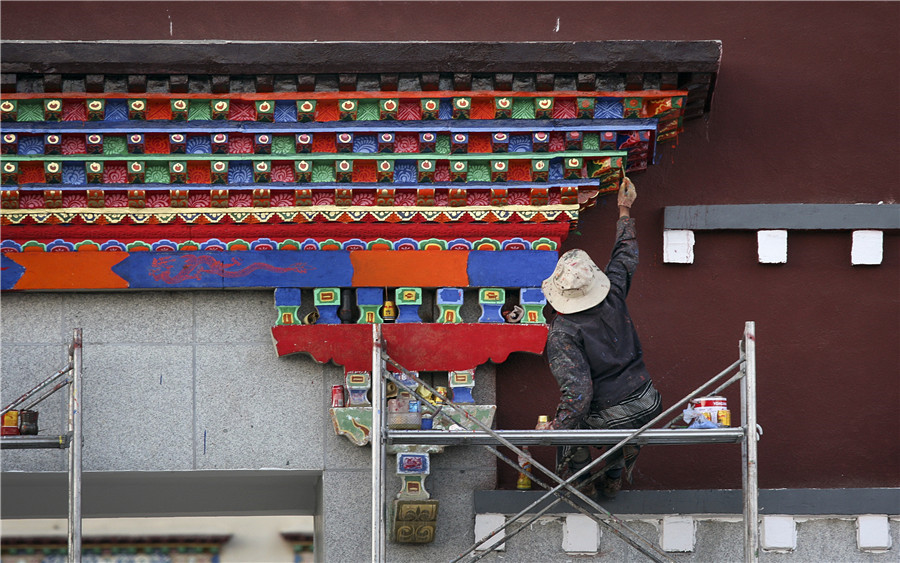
(575, 476, 596, 498)
(598, 472, 623, 499)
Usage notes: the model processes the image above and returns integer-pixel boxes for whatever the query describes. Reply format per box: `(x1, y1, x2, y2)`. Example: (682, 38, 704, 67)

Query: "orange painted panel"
(8, 253, 129, 290)
(349, 250, 469, 287)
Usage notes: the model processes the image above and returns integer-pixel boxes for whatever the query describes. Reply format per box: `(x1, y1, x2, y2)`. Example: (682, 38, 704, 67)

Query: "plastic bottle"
(517, 415, 548, 490)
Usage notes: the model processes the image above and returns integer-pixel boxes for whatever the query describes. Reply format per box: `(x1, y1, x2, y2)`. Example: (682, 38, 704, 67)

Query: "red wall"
(4, 1, 897, 490)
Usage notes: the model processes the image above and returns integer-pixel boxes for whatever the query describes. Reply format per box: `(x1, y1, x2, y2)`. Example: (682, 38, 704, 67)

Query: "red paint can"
(331, 385, 345, 408)
(691, 396, 728, 425)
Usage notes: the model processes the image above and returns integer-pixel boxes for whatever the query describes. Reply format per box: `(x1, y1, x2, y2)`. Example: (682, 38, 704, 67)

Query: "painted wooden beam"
(271, 323, 549, 370)
(0, 118, 662, 134)
(664, 204, 900, 231)
(1, 249, 558, 291)
(1, 40, 723, 75)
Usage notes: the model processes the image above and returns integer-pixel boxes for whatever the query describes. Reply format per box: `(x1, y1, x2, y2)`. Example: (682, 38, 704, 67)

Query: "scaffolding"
(369, 321, 760, 562)
(1, 328, 83, 563)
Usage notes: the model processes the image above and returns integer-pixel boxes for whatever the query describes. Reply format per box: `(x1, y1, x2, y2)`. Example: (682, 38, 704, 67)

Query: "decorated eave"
(0, 40, 720, 366)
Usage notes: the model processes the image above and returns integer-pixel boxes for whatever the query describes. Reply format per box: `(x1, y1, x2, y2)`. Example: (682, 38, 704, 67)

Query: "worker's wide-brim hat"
(541, 249, 611, 314)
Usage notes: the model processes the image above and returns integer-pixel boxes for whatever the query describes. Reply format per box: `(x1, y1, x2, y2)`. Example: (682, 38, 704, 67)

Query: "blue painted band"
(111, 251, 354, 289)
(0, 118, 660, 134)
(4, 178, 609, 193)
(467, 250, 557, 287)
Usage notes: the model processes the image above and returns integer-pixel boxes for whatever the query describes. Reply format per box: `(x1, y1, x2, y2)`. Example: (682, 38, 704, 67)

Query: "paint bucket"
(691, 396, 728, 425)
(331, 385, 345, 408)
(1, 410, 20, 435)
(18, 410, 38, 435)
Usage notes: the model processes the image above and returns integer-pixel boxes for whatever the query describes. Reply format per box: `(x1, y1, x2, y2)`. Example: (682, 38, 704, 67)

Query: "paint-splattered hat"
(541, 249, 611, 313)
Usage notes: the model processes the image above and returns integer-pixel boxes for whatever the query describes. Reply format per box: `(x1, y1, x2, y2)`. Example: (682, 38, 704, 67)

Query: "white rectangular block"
(474, 513, 506, 551)
(852, 230, 884, 265)
(661, 515, 695, 552)
(761, 515, 796, 551)
(563, 514, 599, 553)
(664, 230, 695, 264)
(757, 230, 788, 263)
(857, 515, 892, 550)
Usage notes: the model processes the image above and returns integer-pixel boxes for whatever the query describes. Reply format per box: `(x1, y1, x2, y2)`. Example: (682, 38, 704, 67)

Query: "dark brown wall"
(3, 1, 897, 490)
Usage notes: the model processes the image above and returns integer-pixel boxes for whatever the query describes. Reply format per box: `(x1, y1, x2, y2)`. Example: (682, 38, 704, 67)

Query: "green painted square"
(582, 132, 599, 151)
(395, 287, 422, 305)
(312, 162, 335, 182)
(512, 98, 535, 119)
(145, 162, 170, 184)
(356, 99, 380, 121)
(314, 287, 341, 306)
(435, 134, 451, 155)
(271, 135, 296, 155)
(15, 100, 43, 122)
(468, 162, 490, 182)
(103, 136, 128, 155)
(188, 100, 211, 121)
(479, 287, 505, 304)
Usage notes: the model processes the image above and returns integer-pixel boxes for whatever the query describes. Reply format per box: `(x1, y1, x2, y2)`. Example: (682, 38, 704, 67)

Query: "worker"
(537, 177, 662, 499)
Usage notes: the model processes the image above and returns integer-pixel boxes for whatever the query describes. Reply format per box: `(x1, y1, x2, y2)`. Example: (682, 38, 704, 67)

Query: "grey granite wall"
(1, 290, 498, 562)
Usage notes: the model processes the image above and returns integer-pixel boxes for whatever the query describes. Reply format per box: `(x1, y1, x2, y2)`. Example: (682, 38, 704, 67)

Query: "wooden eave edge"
(0, 40, 723, 75)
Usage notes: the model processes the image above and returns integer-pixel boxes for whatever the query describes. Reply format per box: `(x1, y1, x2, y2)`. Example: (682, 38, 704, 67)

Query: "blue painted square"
(595, 98, 623, 119)
(437, 287, 463, 305)
(549, 158, 563, 180)
(393, 161, 416, 183)
(274, 100, 298, 123)
(508, 134, 532, 153)
(520, 287, 547, 305)
(353, 135, 377, 153)
(356, 287, 384, 306)
(62, 162, 86, 185)
(274, 287, 302, 306)
(17, 136, 43, 155)
(186, 135, 211, 154)
(228, 161, 253, 184)
(438, 99, 453, 120)
(103, 99, 129, 122)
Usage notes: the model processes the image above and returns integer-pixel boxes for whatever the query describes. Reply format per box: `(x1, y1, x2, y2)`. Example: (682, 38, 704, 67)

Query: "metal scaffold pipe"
(370, 322, 758, 563)
(380, 356, 673, 563)
(370, 324, 386, 563)
(2, 363, 72, 416)
(68, 328, 83, 563)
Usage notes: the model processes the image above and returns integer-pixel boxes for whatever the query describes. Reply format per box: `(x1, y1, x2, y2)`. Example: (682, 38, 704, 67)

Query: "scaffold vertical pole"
(741, 321, 759, 563)
(370, 324, 385, 563)
(68, 328, 82, 563)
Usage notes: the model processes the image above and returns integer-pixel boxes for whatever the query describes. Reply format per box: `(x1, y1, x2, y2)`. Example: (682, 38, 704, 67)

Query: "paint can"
(1, 410, 20, 435)
(18, 410, 38, 435)
(691, 396, 727, 424)
(382, 300, 397, 323)
(717, 409, 731, 427)
(331, 385, 345, 408)
(421, 414, 433, 430)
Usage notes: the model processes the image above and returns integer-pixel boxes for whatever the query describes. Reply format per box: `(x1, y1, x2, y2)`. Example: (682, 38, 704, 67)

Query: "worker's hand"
(536, 420, 552, 431)
(617, 176, 637, 209)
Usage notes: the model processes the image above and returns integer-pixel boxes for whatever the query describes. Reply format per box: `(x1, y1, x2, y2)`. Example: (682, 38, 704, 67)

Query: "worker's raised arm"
(606, 178, 639, 295)
(617, 176, 636, 218)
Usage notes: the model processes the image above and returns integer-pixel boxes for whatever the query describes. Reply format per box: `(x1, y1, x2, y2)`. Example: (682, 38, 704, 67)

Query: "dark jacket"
(546, 217, 651, 429)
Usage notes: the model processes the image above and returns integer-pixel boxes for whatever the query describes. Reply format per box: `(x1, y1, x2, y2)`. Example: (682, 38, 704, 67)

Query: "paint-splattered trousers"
(556, 380, 663, 483)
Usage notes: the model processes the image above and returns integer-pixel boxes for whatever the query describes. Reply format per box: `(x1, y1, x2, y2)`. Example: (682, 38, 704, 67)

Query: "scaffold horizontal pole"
(387, 427, 745, 446)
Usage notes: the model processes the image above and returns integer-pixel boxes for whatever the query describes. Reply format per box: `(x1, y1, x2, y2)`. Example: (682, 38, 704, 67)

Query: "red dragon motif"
(148, 255, 314, 284)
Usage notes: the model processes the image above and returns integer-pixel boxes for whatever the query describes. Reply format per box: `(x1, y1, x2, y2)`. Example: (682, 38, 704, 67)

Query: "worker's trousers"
(557, 380, 662, 483)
